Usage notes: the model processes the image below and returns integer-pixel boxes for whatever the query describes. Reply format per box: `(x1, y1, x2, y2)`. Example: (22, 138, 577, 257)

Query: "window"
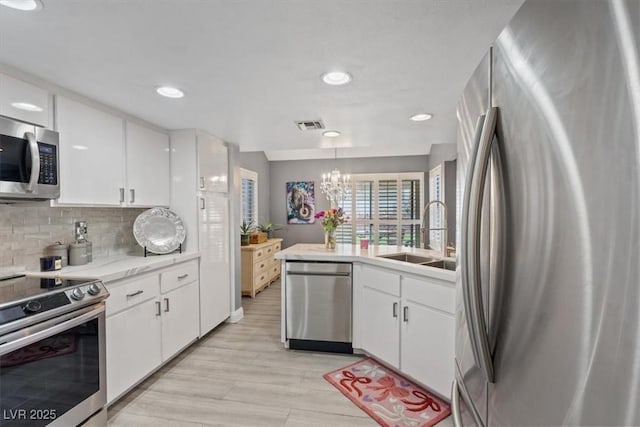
(240, 168, 258, 227)
(336, 172, 424, 247)
(428, 164, 444, 252)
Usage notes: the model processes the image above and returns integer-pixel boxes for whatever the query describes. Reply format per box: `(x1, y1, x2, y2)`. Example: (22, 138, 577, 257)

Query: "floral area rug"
(323, 357, 451, 427)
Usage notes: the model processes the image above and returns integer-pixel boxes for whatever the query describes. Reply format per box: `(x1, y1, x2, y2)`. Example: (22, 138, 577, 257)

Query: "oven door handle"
(0, 303, 104, 356)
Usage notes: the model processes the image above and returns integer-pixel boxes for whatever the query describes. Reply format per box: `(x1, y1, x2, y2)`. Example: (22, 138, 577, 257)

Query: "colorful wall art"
(286, 181, 315, 224)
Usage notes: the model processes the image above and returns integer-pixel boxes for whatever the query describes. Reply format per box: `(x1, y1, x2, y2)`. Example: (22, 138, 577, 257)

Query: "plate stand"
(144, 243, 182, 258)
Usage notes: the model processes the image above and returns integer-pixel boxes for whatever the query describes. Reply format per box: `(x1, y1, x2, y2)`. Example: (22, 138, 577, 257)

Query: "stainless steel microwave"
(0, 116, 59, 202)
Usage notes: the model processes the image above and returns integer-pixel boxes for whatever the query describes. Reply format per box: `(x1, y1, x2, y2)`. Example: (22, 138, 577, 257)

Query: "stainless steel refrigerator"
(453, 1, 640, 425)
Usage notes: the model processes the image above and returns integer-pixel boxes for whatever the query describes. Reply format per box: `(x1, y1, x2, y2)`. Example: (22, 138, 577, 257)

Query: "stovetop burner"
(0, 274, 108, 336)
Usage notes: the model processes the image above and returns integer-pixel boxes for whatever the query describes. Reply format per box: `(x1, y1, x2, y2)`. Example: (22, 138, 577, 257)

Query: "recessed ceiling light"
(156, 86, 185, 98)
(11, 102, 43, 112)
(321, 71, 352, 86)
(322, 130, 341, 137)
(72, 145, 89, 151)
(0, 0, 43, 11)
(410, 113, 433, 122)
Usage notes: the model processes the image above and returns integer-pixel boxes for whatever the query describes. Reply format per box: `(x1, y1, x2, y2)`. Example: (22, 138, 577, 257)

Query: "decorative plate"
(133, 207, 186, 254)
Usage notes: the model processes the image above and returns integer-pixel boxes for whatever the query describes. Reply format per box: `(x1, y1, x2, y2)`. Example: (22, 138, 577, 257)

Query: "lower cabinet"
(106, 297, 162, 403)
(360, 286, 400, 368)
(105, 260, 200, 405)
(160, 281, 199, 360)
(357, 264, 455, 397)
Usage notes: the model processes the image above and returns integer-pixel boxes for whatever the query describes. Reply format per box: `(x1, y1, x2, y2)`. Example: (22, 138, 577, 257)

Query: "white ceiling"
(0, 0, 524, 159)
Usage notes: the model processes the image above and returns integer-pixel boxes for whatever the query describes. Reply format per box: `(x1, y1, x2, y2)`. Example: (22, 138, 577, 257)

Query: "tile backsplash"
(0, 204, 146, 270)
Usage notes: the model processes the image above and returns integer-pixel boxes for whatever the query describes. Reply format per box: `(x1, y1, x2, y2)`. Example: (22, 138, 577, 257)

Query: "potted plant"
(240, 221, 254, 246)
(258, 219, 282, 239)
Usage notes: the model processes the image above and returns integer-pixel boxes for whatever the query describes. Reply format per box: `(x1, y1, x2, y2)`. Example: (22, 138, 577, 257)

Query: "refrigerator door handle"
(467, 106, 499, 383)
(451, 380, 463, 427)
(461, 114, 486, 370)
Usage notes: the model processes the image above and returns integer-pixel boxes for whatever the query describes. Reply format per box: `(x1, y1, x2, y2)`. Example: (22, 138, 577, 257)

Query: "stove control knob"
(87, 283, 101, 296)
(24, 300, 42, 313)
(70, 288, 85, 301)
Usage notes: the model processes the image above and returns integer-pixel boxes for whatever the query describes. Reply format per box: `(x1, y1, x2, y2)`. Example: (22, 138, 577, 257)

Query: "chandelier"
(320, 149, 351, 208)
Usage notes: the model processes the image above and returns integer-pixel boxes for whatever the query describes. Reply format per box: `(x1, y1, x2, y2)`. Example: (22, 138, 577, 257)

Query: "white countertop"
(275, 244, 456, 282)
(26, 252, 200, 283)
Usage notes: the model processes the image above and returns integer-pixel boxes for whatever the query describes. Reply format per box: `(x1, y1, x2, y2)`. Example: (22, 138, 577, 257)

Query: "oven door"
(0, 116, 59, 201)
(0, 303, 106, 427)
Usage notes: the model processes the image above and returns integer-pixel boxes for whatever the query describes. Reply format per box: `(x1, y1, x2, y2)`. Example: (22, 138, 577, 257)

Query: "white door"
(0, 73, 49, 127)
(401, 300, 455, 396)
(56, 96, 124, 205)
(360, 286, 400, 368)
(125, 121, 170, 207)
(106, 298, 162, 404)
(197, 133, 228, 193)
(161, 281, 199, 360)
(199, 192, 230, 335)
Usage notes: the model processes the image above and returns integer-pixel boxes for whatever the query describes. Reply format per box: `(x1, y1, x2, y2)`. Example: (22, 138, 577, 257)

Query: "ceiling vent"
(295, 120, 325, 131)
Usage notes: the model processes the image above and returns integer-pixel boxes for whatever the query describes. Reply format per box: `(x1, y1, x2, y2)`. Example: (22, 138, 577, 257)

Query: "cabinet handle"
(403, 306, 409, 323)
(178, 274, 189, 280)
(392, 302, 398, 318)
(119, 187, 125, 203)
(155, 301, 161, 316)
(199, 176, 205, 189)
(164, 297, 170, 312)
(130, 188, 135, 204)
(267, 248, 272, 253)
(200, 198, 205, 210)
(260, 263, 265, 269)
(126, 290, 143, 298)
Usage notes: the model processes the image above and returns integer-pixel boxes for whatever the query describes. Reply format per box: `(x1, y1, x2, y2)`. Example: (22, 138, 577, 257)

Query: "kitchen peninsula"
(275, 243, 456, 397)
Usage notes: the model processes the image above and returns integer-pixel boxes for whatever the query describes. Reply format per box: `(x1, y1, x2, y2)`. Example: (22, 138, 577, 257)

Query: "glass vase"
(324, 228, 337, 250)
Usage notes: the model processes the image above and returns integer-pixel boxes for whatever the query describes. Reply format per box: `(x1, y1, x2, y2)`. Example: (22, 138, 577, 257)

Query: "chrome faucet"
(420, 200, 448, 257)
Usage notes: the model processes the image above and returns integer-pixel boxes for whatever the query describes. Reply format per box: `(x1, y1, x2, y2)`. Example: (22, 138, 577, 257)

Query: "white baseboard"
(228, 306, 244, 323)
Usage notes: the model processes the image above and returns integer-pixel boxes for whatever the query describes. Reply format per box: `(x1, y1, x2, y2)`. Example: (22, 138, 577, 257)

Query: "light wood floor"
(107, 280, 452, 426)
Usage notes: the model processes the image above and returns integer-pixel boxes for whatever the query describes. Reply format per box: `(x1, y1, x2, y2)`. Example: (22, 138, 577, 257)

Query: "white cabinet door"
(106, 298, 162, 404)
(197, 133, 228, 193)
(401, 300, 455, 397)
(199, 192, 230, 335)
(360, 286, 400, 368)
(161, 281, 199, 360)
(56, 96, 124, 205)
(125, 121, 170, 207)
(0, 74, 49, 127)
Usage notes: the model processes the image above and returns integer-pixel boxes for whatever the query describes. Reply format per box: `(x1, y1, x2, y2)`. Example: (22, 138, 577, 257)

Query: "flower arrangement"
(314, 208, 347, 231)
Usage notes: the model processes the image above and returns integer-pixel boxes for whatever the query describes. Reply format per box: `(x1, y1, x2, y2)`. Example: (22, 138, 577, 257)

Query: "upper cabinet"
(55, 95, 125, 206)
(197, 133, 228, 193)
(125, 121, 170, 207)
(0, 73, 50, 128)
(55, 96, 170, 207)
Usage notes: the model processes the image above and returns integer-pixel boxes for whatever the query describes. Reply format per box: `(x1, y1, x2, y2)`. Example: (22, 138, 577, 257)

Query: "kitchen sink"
(377, 253, 457, 271)
(377, 253, 439, 264)
(423, 260, 457, 271)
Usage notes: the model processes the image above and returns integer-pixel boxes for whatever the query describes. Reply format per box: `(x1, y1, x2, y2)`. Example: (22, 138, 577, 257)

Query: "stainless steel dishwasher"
(285, 261, 352, 353)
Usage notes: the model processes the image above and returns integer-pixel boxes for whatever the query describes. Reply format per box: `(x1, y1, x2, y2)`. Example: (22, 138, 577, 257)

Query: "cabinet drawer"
(402, 275, 455, 314)
(268, 263, 281, 279)
(361, 265, 401, 297)
(161, 260, 198, 293)
(106, 273, 159, 317)
(253, 258, 271, 275)
(253, 270, 270, 289)
(251, 247, 269, 262)
(264, 243, 278, 258)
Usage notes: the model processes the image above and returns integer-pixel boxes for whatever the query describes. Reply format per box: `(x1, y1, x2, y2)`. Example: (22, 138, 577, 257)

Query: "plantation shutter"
(335, 173, 423, 247)
(240, 169, 258, 227)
